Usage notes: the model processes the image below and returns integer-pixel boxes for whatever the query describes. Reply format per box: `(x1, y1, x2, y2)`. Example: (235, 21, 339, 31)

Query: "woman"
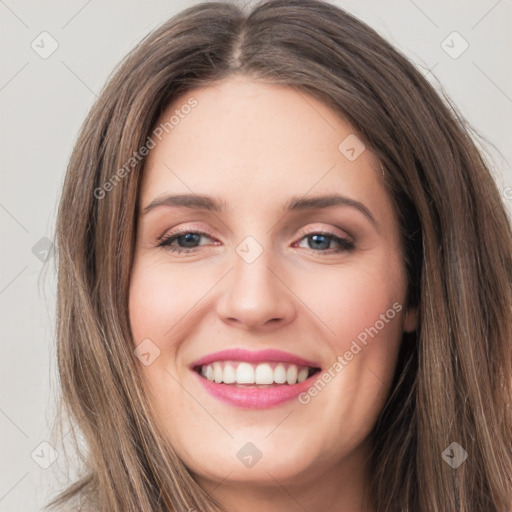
(48, 0, 512, 511)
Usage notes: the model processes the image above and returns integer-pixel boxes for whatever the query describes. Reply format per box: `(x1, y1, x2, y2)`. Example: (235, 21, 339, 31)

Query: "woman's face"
(129, 75, 417, 493)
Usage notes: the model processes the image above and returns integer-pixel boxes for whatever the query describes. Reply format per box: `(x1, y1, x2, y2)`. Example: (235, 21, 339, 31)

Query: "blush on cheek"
(327, 294, 401, 351)
(323, 293, 404, 391)
(129, 267, 183, 342)
(129, 267, 218, 368)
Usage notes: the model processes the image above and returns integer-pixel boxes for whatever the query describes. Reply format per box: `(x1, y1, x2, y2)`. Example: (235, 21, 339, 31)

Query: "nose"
(215, 243, 296, 332)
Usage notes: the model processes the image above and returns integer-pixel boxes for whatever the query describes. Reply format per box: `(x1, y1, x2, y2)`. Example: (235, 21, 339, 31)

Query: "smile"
(195, 361, 318, 386)
(190, 349, 322, 408)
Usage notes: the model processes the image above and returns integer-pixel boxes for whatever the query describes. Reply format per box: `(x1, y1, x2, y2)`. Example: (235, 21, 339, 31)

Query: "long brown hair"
(48, 1, 512, 510)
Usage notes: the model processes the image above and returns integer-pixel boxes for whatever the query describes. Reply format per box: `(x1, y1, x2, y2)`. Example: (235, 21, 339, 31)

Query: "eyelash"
(156, 228, 355, 255)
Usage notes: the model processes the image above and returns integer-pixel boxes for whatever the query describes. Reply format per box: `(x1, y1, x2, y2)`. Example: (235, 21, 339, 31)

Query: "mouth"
(189, 349, 322, 408)
(193, 361, 321, 387)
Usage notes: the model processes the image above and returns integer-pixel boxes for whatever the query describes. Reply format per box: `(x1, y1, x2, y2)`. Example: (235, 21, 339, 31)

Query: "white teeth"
(236, 362, 255, 384)
(223, 363, 236, 384)
(297, 367, 309, 383)
(213, 362, 223, 383)
(274, 364, 287, 384)
(286, 365, 298, 385)
(198, 361, 315, 385)
(255, 363, 274, 385)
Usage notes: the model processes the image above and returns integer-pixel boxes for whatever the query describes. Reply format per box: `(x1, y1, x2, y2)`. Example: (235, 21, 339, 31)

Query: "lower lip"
(192, 370, 320, 409)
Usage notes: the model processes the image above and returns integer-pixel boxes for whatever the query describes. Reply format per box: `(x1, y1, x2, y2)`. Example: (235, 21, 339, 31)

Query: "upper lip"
(190, 348, 321, 369)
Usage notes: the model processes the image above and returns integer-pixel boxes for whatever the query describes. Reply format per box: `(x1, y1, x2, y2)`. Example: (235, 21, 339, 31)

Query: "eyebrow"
(142, 193, 379, 229)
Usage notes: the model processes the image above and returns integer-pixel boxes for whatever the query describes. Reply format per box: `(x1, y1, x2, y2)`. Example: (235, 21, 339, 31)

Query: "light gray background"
(1, 0, 511, 510)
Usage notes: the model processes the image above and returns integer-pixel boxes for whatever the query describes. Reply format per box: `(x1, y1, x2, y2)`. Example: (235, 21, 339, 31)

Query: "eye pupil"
(179, 233, 200, 247)
(309, 234, 330, 250)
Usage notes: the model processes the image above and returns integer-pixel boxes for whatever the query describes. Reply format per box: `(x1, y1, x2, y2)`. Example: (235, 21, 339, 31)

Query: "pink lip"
(192, 371, 321, 409)
(189, 348, 322, 409)
(189, 348, 321, 369)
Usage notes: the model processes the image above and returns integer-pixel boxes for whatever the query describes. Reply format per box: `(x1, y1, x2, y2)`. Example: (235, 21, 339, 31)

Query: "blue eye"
(295, 232, 355, 253)
(157, 231, 211, 254)
(157, 230, 355, 255)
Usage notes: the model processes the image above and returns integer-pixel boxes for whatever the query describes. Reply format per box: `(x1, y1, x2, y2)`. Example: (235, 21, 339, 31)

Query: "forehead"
(140, 76, 386, 216)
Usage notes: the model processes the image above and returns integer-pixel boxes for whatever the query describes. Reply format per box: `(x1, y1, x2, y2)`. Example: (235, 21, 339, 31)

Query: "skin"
(129, 75, 418, 512)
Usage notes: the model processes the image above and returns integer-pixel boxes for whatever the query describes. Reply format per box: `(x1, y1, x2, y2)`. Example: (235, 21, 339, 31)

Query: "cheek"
(128, 260, 198, 418)
(291, 255, 406, 354)
(288, 271, 406, 455)
(291, 255, 406, 423)
(128, 259, 199, 347)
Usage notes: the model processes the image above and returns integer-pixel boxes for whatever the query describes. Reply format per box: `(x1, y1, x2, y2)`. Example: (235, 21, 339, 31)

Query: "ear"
(403, 305, 418, 333)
